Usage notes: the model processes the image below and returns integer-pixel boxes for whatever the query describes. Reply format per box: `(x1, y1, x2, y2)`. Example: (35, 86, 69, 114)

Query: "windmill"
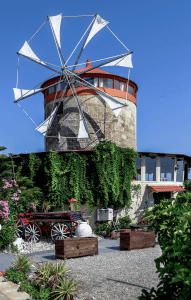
(13, 13, 134, 150)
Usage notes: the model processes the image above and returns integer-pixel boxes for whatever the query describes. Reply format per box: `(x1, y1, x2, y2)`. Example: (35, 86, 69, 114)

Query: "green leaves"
(50, 277, 82, 300)
(15, 140, 138, 214)
(35, 261, 71, 284)
(5, 268, 26, 284)
(138, 191, 191, 299)
(12, 254, 33, 271)
(18, 280, 53, 300)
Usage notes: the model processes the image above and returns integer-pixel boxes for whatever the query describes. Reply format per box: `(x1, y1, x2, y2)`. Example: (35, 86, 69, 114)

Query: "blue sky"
(1, 0, 191, 159)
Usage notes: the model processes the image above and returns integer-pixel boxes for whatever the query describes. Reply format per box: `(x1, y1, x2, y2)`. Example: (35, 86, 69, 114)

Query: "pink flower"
(2, 179, 6, 182)
(17, 190, 21, 193)
(11, 197, 15, 200)
(31, 202, 34, 205)
(3, 207, 9, 212)
(3, 212, 9, 218)
(15, 184, 18, 187)
(0, 201, 8, 206)
(14, 193, 17, 197)
(3, 186, 8, 189)
(15, 197, 19, 201)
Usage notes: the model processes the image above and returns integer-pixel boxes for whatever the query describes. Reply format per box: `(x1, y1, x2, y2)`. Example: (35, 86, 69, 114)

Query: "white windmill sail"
(83, 15, 109, 48)
(49, 14, 62, 48)
(96, 91, 125, 117)
(35, 107, 57, 136)
(77, 112, 89, 140)
(13, 88, 41, 101)
(18, 41, 45, 65)
(101, 53, 133, 68)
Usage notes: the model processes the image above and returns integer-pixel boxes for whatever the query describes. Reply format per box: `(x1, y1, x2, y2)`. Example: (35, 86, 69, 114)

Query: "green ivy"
(14, 140, 139, 214)
(130, 183, 141, 197)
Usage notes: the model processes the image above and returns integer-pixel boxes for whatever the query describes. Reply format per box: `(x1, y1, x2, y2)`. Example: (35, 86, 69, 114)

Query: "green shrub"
(137, 191, 191, 299)
(11, 254, 33, 273)
(5, 268, 26, 284)
(93, 215, 132, 236)
(0, 218, 19, 250)
(115, 215, 132, 229)
(7, 243, 19, 253)
(93, 221, 113, 236)
(18, 280, 53, 300)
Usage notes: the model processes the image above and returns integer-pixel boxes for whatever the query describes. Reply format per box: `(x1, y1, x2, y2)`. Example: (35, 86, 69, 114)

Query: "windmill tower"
(41, 59, 138, 151)
(13, 13, 137, 151)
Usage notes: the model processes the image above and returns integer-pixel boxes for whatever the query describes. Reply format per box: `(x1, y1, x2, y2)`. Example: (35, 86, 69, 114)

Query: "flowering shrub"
(0, 178, 25, 250)
(31, 202, 36, 210)
(0, 200, 9, 222)
(0, 178, 24, 220)
(137, 217, 150, 225)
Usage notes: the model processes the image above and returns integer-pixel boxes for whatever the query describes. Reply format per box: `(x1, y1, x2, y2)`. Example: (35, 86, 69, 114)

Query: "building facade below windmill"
(41, 59, 138, 151)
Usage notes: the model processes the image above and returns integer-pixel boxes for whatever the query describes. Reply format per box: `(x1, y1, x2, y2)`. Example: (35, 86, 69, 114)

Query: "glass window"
(177, 160, 184, 182)
(94, 78, 98, 87)
(100, 78, 113, 88)
(127, 84, 133, 95)
(56, 81, 68, 92)
(49, 86, 54, 94)
(83, 77, 98, 88)
(188, 167, 191, 179)
(120, 82, 125, 91)
(115, 80, 119, 89)
(135, 157, 141, 180)
(74, 81, 81, 88)
(160, 157, 174, 181)
(145, 157, 156, 181)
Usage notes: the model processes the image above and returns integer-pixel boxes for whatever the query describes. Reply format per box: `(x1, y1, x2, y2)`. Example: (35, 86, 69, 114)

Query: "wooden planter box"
(111, 229, 131, 239)
(55, 237, 98, 260)
(120, 231, 155, 251)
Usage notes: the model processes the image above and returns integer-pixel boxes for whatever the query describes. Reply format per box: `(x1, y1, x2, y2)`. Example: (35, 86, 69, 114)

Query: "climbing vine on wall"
(15, 140, 139, 214)
(130, 183, 141, 198)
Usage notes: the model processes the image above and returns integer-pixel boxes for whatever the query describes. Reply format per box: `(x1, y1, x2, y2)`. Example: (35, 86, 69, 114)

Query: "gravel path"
(41, 243, 165, 300)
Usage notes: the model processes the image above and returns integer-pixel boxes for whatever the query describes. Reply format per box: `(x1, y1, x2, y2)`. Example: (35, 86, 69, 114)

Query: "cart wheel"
(51, 222, 72, 242)
(16, 218, 25, 239)
(25, 223, 42, 243)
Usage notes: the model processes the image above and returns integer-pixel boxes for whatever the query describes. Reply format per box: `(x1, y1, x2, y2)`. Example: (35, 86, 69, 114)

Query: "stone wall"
(45, 94, 136, 151)
(73, 180, 184, 230)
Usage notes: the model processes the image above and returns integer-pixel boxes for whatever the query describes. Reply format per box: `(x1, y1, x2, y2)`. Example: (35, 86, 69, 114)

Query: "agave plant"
(50, 277, 82, 300)
(11, 254, 33, 273)
(35, 261, 71, 285)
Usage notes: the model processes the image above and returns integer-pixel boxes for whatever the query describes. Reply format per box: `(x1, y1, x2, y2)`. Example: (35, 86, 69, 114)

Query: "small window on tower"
(56, 101, 63, 115)
(115, 80, 119, 89)
(127, 84, 134, 95)
(83, 77, 98, 88)
(74, 81, 81, 88)
(56, 81, 68, 92)
(120, 82, 125, 91)
(49, 86, 55, 94)
(100, 78, 113, 88)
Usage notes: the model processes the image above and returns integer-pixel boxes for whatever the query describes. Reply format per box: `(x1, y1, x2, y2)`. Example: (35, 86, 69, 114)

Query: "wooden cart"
(16, 210, 86, 243)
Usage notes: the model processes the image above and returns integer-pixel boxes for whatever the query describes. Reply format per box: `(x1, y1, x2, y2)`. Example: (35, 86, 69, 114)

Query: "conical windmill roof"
(75, 59, 113, 75)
